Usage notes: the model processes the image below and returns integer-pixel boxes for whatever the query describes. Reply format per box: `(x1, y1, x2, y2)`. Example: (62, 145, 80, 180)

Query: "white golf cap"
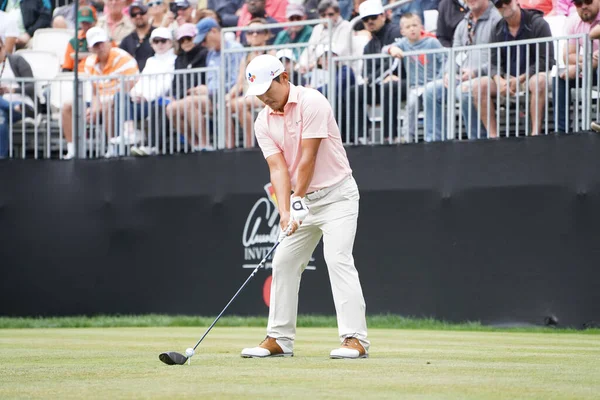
(150, 27, 172, 40)
(359, 0, 384, 19)
(276, 49, 296, 62)
(86, 26, 109, 47)
(245, 54, 285, 97)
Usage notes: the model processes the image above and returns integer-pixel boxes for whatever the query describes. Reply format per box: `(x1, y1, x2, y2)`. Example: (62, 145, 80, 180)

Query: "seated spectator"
(120, 1, 155, 71)
(424, 0, 501, 141)
(0, 36, 35, 158)
(166, 18, 243, 149)
(0, 10, 19, 53)
(382, 13, 445, 140)
(341, 0, 405, 143)
(314, 44, 356, 95)
(273, 3, 313, 60)
(113, 27, 176, 155)
(163, 0, 195, 28)
(555, 0, 600, 133)
(97, 0, 135, 45)
(276, 48, 305, 86)
(0, 0, 51, 49)
(145, 0, 170, 29)
(52, 0, 97, 29)
(61, 27, 139, 159)
(226, 18, 271, 148)
(555, 0, 576, 16)
(237, 0, 284, 45)
(62, 6, 98, 73)
(437, 0, 469, 47)
(207, 0, 244, 27)
(305, 0, 353, 20)
(163, 23, 208, 150)
(470, 0, 553, 137)
(298, 0, 353, 74)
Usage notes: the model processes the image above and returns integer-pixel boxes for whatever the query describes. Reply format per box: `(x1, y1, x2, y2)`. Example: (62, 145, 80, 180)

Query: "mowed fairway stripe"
(0, 327, 598, 399)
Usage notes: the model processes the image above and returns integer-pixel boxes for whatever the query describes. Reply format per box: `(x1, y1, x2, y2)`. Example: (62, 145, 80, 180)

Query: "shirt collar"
(268, 83, 298, 115)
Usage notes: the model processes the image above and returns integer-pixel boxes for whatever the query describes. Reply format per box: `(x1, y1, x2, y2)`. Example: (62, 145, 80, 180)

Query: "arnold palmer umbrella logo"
(242, 183, 316, 307)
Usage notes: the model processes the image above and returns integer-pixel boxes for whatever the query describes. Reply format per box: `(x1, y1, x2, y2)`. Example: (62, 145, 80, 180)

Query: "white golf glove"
(290, 196, 309, 224)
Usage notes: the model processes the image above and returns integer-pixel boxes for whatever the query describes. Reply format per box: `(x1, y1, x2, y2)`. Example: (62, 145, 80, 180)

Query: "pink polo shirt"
(566, 10, 600, 52)
(254, 84, 352, 193)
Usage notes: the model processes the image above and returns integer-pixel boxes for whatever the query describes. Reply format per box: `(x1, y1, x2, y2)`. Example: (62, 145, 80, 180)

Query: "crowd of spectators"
(1, 0, 600, 158)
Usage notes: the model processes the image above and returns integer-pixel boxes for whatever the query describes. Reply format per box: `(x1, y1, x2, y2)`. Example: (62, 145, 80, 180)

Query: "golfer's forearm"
(294, 157, 316, 198)
(271, 168, 291, 214)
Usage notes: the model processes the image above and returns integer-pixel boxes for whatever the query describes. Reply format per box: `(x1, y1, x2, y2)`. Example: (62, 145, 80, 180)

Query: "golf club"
(159, 226, 291, 365)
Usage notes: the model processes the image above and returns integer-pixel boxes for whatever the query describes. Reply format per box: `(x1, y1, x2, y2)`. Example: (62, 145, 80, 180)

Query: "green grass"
(1, 327, 599, 399)
(1, 314, 598, 333)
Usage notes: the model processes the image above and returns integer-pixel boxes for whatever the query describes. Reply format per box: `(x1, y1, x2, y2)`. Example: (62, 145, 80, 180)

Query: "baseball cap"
(86, 27, 109, 47)
(129, 0, 148, 13)
(77, 6, 96, 24)
(286, 3, 305, 18)
(150, 27, 172, 40)
(359, 0, 385, 18)
(276, 48, 296, 62)
(315, 44, 339, 59)
(176, 23, 197, 40)
(245, 54, 285, 97)
(194, 17, 219, 44)
(174, 0, 190, 8)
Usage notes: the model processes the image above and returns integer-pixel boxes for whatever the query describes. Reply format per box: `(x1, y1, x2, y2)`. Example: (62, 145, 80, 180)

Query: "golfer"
(240, 54, 369, 359)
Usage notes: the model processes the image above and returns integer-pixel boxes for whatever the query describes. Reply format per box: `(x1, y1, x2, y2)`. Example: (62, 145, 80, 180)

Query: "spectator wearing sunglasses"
(145, 0, 173, 29)
(97, 0, 135, 45)
(120, 1, 156, 71)
(298, 0, 353, 73)
(555, 0, 600, 132)
(274, 3, 313, 60)
(424, 0, 501, 141)
(112, 27, 177, 155)
(437, 0, 469, 47)
(470, 0, 553, 137)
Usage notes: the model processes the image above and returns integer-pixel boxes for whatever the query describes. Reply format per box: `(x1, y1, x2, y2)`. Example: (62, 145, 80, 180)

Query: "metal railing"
(2, 33, 598, 159)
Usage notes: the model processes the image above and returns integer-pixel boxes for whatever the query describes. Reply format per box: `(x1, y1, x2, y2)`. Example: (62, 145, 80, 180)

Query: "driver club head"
(159, 352, 189, 365)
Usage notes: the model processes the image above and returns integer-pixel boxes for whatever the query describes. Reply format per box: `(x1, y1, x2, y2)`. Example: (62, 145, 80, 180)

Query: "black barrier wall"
(1, 133, 600, 328)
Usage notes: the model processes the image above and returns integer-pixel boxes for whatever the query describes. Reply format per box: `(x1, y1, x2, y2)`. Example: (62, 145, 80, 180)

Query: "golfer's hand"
(290, 196, 309, 224)
(279, 211, 298, 239)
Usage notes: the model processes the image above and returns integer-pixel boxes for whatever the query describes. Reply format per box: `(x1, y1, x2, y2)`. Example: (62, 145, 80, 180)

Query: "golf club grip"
(192, 239, 283, 350)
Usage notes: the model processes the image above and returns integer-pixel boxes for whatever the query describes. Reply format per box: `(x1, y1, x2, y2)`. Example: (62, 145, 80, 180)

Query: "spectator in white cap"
(120, 1, 156, 71)
(61, 27, 140, 159)
(276, 48, 305, 86)
(273, 3, 313, 60)
(164, 23, 210, 151)
(240, 54, 370, 360)
(112, 27, 177, 156)
(298, 0, 353, 74)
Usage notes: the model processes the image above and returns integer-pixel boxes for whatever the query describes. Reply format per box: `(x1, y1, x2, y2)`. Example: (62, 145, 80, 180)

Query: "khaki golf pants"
(267, 175, 369, 350)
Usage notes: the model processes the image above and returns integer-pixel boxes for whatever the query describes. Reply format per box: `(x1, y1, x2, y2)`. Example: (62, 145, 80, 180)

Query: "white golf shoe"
(330, 337, 368, 359)
(241, 336, 293, 358)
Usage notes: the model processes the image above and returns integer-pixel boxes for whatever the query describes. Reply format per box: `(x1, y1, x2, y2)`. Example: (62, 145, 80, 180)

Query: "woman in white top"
(111, 27, 176, 156)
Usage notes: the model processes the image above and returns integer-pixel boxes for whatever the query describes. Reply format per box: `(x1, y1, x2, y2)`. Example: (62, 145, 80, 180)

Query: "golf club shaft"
(191, 238, 283, 350)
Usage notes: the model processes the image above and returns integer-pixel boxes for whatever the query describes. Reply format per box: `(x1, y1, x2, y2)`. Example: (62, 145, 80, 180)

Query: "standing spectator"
(0, 36, 34, 158)
(0, 0, 52, 49)
(382, 13, 445, 140)
(0, 10, 19, 53)
(61, 27, 139, 159)
(237, 0, 285, 45)
(470, 0, 553, 137)
(52, 0, 97, 29)
(424, 0, 501, 141)
(273, 3, 313, 60)
(62, 6, 98, 73)
(555, 0, 600, 132)
(437, 0, 469, 47)
(120, 1, 156, 71)
(342, 0, 405, 142)
(298, 0, 353, 73)
(114, 27, 176, 155)
(207, 0, 244, 27)
(97, 0, 135, 45)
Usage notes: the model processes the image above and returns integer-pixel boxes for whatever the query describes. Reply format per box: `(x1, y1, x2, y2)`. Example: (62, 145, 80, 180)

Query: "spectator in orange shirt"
(62, 6, 97, 73)
(61, 27, 139, 159)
